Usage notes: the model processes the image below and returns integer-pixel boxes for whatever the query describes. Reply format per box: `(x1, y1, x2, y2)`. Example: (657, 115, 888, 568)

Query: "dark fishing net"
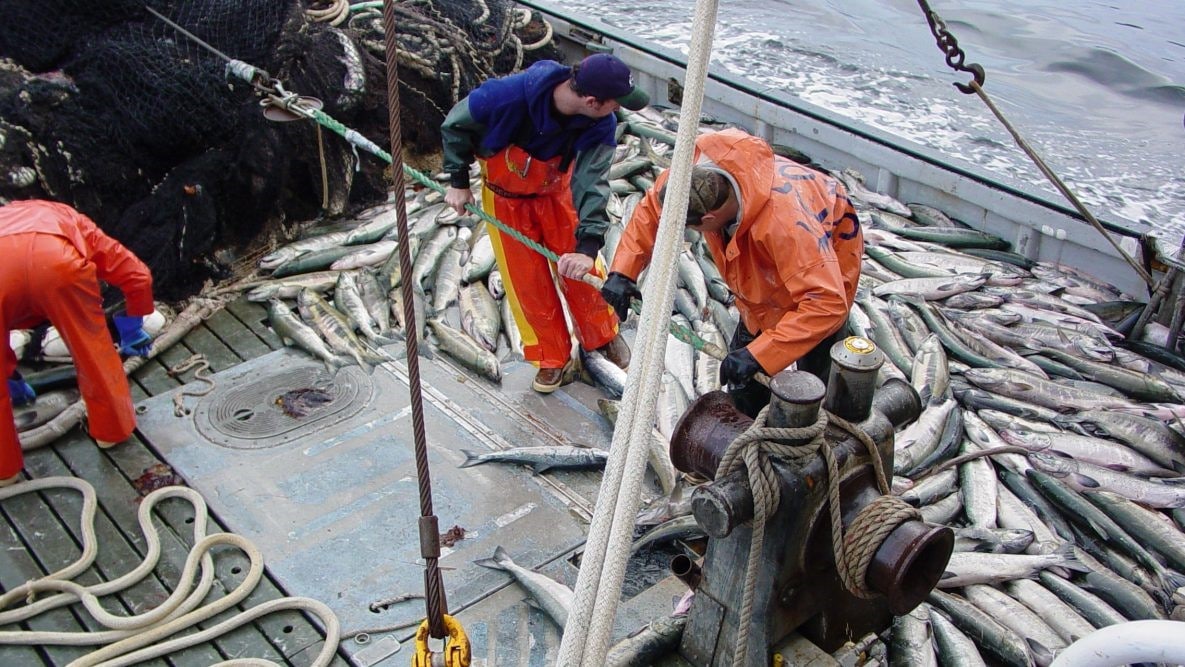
(0, 0, 562, 299)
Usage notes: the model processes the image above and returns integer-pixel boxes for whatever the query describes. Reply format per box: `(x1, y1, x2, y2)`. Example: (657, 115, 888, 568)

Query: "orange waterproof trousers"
(0, 233, 135, 478)
(480, 147, 618, 369)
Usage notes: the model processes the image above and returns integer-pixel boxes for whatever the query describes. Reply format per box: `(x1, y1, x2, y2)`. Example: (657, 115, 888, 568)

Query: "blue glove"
(114, 314, 152, 357)
(720, 347, 762, 386)
(8, 376, 35, 407)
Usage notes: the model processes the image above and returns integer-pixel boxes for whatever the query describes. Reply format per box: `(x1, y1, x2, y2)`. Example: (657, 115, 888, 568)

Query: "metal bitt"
(672, 354, 952, 665)
(824, 336, 883, 422)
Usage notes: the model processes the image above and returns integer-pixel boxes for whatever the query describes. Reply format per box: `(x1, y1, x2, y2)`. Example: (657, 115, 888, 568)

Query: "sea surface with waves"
(538, 0, 1185, 247)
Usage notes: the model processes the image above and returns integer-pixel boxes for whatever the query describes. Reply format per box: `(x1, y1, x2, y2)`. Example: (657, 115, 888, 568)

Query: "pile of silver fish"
(244, 107, 1185, 665)
(248, 184, 516, 383)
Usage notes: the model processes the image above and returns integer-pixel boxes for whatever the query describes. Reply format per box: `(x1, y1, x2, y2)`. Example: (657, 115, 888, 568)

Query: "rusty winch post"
(670, 337, 954, 665)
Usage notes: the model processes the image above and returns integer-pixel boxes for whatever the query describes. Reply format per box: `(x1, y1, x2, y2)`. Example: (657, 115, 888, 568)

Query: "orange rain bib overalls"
(0, 200, 154, 478)
(479, 145, 617, 369)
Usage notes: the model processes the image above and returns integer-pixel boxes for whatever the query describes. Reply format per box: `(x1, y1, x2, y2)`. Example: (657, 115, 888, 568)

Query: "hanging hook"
(916, 0, 986, 94)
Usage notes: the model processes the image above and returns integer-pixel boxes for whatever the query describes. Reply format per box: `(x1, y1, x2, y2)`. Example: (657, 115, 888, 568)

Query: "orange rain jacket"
(0, 200, 154, 478)
(611, 129, 863, 375)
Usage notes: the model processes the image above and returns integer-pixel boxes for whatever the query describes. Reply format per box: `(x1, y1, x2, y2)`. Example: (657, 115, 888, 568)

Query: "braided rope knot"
(838, 494, 921, 598)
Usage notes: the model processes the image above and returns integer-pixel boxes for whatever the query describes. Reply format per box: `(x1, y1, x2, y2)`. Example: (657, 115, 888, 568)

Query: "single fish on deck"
(458, 445, 608, 473)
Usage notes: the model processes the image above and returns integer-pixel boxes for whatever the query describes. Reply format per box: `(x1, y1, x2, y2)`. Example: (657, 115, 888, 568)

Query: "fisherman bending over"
(1, 200, 155, 486)
(440, 54, 648, 393)
(604, 129, 863, 416)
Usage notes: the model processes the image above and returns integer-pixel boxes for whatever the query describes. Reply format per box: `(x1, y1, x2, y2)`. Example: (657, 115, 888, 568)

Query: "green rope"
(311, 109, 561, 264)
(307, 108, 728, 361)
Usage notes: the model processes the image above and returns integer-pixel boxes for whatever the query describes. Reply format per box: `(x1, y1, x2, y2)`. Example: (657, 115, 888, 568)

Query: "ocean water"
(539, 0, 1185, 248)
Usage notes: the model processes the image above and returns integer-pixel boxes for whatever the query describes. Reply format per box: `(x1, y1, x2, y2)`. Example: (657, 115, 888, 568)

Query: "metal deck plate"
(136, 345, 679, 665)
(193, 364, 371, 449)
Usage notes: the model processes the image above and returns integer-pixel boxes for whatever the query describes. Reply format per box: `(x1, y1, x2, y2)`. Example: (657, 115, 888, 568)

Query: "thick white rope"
(556, 2, 719, 664)
(0, 484, 213, 629)
(0, 477, 340, 666)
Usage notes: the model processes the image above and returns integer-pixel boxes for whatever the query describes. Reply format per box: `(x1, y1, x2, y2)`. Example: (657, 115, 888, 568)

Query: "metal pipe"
(690, 473, 753, 538)
(870, 379, 921, 429)
(670, 554, 703, 590)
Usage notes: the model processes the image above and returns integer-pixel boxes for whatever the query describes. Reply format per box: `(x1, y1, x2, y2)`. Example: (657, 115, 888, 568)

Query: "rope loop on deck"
(0, 477, 341, 665)
(167, 353, 215, 417)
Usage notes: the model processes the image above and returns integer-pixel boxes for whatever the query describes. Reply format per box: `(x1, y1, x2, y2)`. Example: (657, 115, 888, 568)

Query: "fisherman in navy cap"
(441, 53, 648, 393)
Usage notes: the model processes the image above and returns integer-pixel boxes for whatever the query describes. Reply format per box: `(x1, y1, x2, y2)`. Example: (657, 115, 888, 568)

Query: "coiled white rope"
(0, 482, 214, 632)
(0, 477, 341, 666)
(556, 1, 720, 664)
(305, 0, 350, 27)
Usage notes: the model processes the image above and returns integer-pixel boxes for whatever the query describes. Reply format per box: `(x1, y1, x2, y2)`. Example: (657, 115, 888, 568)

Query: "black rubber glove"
(720, 347, 762, 386)
(600, 272, 641, 322)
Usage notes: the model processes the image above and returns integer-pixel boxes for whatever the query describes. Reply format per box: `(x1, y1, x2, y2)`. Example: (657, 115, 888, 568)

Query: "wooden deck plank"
(129, 381, 150, 405)
(202, 306, 276, 361)
(0, 503, 72, 667)
(177, 325, 240, 374)
(21, 442, 202, 667)
(0, 481, 105, 665)
(223, 299, 282, 350)
(131, 351, 188, 398)
(237, 574, 350, 667)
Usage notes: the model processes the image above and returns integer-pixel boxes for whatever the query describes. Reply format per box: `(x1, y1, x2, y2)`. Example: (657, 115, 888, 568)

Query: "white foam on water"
(543, 0, 1185, 245)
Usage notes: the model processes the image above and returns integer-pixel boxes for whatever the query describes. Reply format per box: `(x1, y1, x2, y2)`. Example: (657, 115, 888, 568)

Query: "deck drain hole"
(231, 566, 242, 575)
(283, 625, 294, 634)
(192, 364, 372, 450)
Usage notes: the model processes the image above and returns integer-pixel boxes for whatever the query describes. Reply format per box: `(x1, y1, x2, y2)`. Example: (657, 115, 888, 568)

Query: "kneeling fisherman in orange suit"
(604, 129, 863, 416)
(0, 200, 155, 485)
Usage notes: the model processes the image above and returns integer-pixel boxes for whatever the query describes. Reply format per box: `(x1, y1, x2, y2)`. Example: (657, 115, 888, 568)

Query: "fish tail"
(473, 556, 504, 571)
(1056, 542, 1091, 573)
(474, 545, 511, 570)
(1160, 569, 1185, 593)
(1025, 638, 1055, 666)
(458, 450, 483, 468)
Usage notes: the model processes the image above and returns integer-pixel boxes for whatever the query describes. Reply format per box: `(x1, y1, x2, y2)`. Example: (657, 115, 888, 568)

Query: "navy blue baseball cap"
(573, 53, 650, 110)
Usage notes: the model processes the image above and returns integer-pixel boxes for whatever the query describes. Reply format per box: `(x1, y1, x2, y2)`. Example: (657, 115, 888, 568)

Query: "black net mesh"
(0, 0, 563, 300)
